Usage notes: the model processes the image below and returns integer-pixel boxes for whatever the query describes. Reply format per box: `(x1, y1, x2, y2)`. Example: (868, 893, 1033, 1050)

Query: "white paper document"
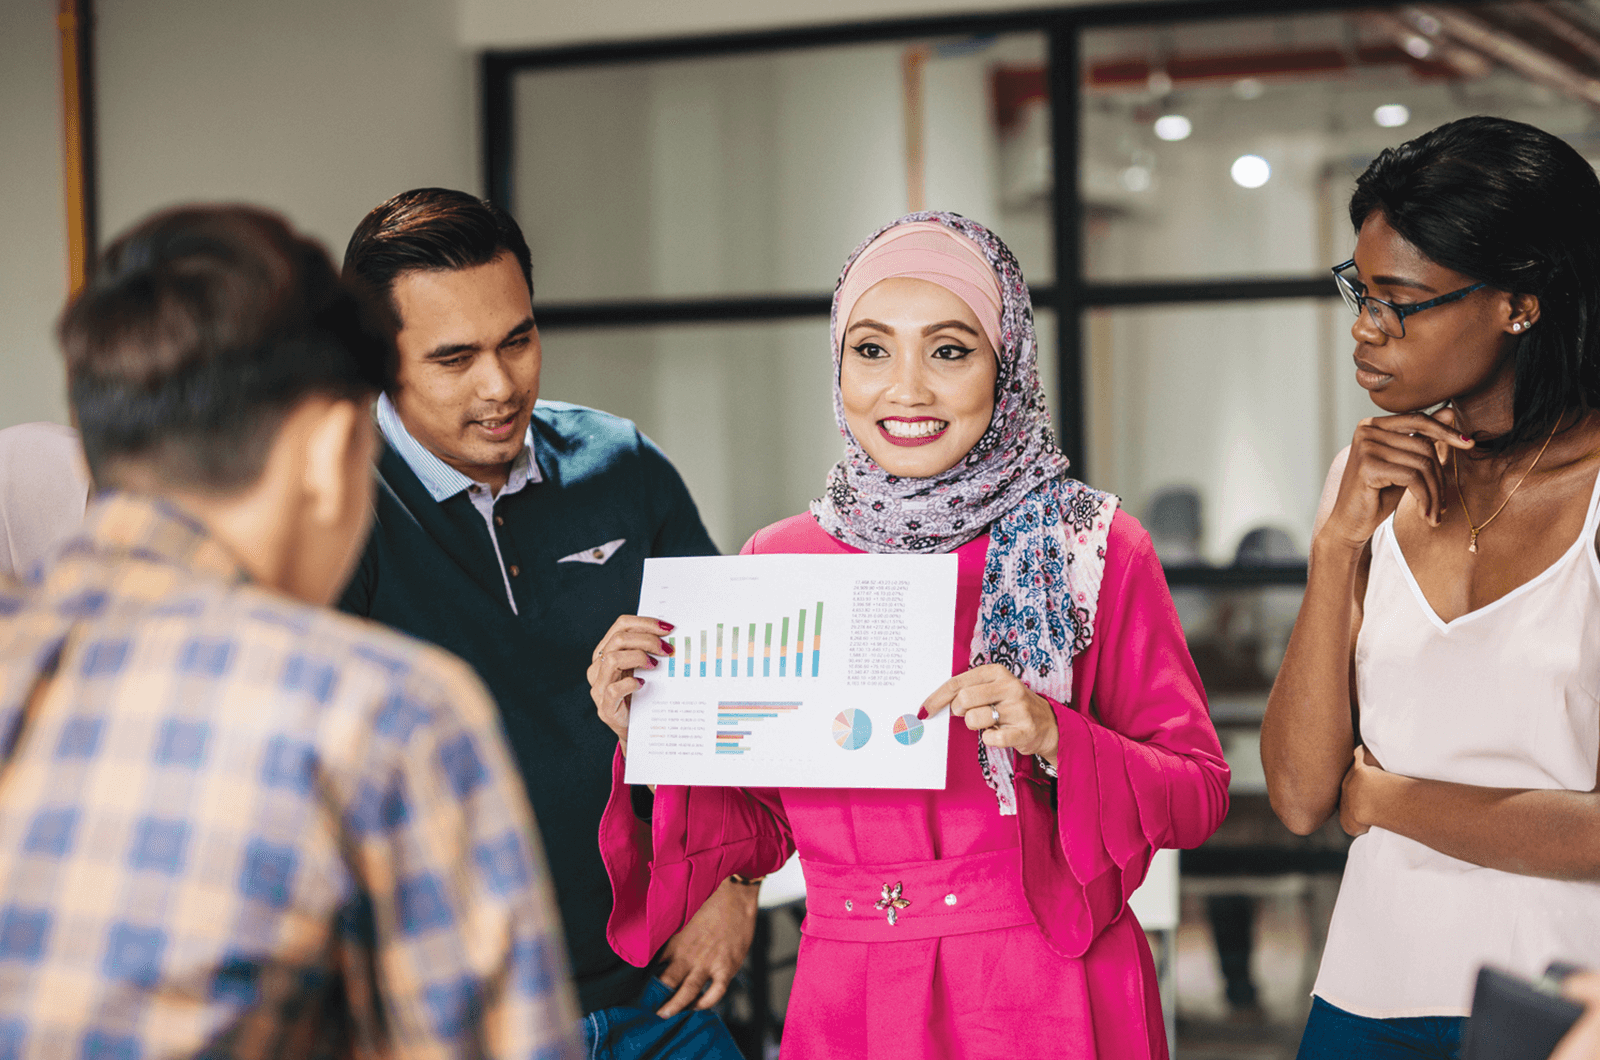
(623, 553, 959, 789)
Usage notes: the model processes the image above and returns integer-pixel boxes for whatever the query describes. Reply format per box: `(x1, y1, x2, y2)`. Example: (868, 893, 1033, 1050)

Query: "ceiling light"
(1374, 103, 1411, 128)
(1233, 78, 1264, 100)
(1121, 165, 1152, 192)
(1231, 154, 1271, 189)
(1403, 35, 1434, 59)
(1154, 114, 1193, 141)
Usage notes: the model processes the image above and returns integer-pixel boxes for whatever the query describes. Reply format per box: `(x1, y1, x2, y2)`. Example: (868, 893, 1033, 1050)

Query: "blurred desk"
(1134, 848, 1181, 1047)
(1209, 692, 1268, 727)
(757, 852, 807, 910)
(1211, 692, 1270, 797)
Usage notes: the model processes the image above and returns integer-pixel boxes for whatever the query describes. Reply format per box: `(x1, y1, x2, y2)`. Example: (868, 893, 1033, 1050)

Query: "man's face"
(389, 251, 540, 483)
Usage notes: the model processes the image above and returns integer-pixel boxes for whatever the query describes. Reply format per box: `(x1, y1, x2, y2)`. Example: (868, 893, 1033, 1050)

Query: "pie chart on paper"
(892, 714, 924, 746)
(832, 709, 872, 750)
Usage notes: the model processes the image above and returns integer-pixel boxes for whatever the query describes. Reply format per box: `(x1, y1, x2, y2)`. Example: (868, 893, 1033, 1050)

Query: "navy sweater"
(339, 402, 717, 1013)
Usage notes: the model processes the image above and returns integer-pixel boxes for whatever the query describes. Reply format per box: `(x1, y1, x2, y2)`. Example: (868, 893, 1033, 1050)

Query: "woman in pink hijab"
(588, 212, 1228, 1058)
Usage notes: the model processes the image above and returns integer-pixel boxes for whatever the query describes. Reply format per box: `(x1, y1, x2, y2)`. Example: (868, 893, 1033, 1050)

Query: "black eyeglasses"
(1332, 260, 1486, 338)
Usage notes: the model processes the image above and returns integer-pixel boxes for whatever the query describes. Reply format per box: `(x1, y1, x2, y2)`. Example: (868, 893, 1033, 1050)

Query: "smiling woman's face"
(839, 277, 999, 478)
(1348, 211, 1530, 413)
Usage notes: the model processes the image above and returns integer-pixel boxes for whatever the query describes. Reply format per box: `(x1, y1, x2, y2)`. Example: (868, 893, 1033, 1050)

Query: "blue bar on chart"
(715, 700, 802, 754)
(812, 601, 824, 676)
(716, 623, 724, 677)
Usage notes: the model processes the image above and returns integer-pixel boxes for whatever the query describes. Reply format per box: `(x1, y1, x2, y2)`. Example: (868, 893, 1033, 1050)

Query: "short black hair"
(59, 204, 395, 491)
(1350, 116, 1600, 452)
(341, 187, 534, 316)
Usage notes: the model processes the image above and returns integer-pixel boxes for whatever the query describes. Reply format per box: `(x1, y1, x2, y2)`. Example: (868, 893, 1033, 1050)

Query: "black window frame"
(479, 0, 1380, 587)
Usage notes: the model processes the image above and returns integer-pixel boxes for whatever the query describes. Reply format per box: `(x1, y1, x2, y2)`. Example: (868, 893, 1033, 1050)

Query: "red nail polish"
(635, 676, 646, 686)
(661, 641, 675, 655)
(659, 621, 676, 632)
(1460, 434, 1471, 442)
(916, 707, 928, 721)
(646, 657, 658, 669)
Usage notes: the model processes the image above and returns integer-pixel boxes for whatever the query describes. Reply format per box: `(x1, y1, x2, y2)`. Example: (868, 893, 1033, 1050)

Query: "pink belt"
(799, 846, 1034, 942)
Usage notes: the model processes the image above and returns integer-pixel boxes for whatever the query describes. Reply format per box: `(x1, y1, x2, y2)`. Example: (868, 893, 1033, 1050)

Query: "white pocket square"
(557, 538, 626, 565)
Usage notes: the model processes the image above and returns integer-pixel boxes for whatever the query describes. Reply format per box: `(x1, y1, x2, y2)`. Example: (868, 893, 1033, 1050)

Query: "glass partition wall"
(484, 1, 1600, 1045)
(1080, 6, 1600, 567)
(496, 32, 1053, 550)
(487, 1, 1600, 561)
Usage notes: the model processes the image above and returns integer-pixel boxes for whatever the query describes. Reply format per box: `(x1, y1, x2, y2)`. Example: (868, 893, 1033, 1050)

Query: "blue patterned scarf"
(811, 212, 1117, 813)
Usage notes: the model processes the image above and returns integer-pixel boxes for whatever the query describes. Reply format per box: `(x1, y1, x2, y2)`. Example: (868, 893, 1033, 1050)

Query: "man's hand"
(654, 877, 760, 1018)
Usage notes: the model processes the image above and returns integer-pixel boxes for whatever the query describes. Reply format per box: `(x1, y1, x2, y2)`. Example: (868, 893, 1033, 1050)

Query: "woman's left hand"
(921, 663, 1059, 765)
(1339, 745, 1389, 837)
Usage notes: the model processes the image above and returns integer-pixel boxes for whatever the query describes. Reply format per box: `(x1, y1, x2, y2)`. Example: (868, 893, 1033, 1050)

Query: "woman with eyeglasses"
(1263, 115, 1600, 1059)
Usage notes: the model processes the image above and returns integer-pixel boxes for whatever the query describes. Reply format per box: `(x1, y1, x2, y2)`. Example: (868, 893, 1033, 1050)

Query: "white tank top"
(1313, 469, 1600, 1019)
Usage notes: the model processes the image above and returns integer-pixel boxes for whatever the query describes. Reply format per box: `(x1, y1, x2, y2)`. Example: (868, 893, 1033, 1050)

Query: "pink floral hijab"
(810, 211, 1118, 814)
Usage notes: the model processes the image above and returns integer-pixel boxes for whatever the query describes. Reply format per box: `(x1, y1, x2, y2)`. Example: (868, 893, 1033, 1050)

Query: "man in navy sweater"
(338, 188, 755, 1058)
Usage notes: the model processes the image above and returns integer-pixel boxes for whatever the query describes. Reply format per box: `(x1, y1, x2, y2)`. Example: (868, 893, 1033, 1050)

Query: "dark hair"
(341, 187, 533, 317)
(1350, 115, 1600, 452)
(59, 204, 394, 491)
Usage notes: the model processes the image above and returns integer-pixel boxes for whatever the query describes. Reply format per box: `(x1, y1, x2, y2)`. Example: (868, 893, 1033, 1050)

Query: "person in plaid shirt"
(0, 205, 580, 1059)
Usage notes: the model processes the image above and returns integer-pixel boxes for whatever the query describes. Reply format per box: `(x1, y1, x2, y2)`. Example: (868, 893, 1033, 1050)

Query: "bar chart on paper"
(664, 603, 824, 680)
(625, 553, 958, 790)
(715, 700, 801, 755)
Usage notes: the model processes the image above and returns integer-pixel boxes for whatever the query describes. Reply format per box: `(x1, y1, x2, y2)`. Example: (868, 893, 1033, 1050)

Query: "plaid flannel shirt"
(0, 493, 580, 1059)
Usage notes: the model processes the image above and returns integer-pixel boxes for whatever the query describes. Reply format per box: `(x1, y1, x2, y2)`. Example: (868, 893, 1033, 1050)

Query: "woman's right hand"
(587, 615, 675, 754)
(1319, 408, 1475, 553)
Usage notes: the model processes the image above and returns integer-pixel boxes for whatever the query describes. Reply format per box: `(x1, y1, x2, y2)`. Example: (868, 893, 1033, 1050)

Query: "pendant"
(1468, 531, 1479, 554)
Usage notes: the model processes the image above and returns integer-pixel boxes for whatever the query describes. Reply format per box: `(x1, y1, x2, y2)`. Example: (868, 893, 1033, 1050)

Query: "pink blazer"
(599, 510, 1228, 1058)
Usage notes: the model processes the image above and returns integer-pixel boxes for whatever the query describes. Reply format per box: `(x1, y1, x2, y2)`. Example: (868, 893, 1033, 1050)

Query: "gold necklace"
(1453, 419, 1560, 554)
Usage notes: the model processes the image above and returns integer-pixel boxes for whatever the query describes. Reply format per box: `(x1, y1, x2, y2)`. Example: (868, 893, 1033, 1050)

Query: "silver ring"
(989, 706, 1000, 727)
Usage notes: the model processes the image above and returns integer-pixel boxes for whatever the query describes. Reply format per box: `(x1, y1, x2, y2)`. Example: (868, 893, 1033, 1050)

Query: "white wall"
(0, 0, 476, 431)
(0, 0, 72, 429)
(95, 0, 475, 276)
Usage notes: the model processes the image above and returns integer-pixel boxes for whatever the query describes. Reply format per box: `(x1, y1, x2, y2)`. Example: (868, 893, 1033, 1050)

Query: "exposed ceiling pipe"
(1547, 0, 1600, 41)
(1361, 10, 1493, 78)
(1510, 0, 1600, 66)
(1403, 4, 1600, 107)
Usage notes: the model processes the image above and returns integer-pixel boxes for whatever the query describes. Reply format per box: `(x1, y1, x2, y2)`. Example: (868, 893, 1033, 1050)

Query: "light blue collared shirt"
(375, 392, 542, 612)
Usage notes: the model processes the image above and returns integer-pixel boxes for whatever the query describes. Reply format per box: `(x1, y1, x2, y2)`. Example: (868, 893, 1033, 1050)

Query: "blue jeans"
(581, 977, 746, 1060)
(1297, 996, 1464, 1060)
